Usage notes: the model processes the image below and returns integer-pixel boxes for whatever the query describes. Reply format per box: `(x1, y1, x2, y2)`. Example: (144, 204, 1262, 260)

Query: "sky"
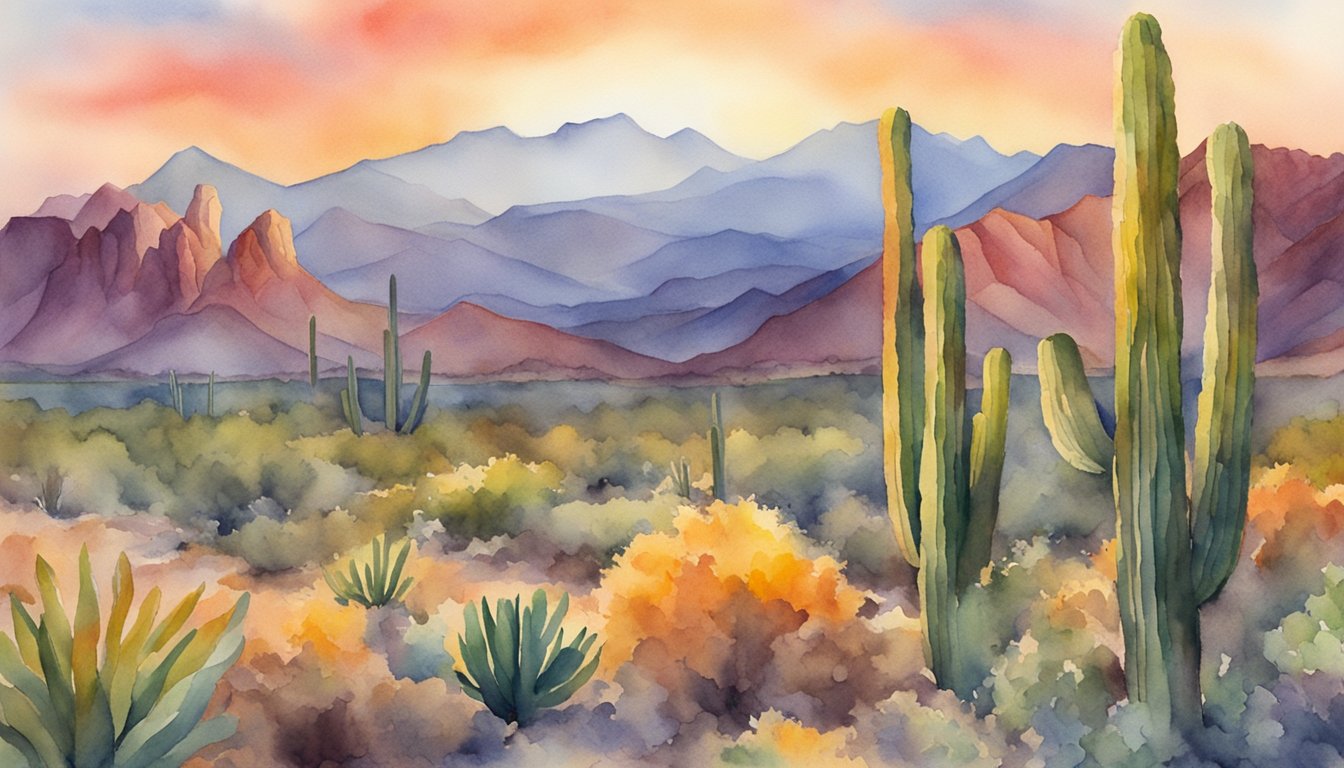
(1, 0, 1341, 221)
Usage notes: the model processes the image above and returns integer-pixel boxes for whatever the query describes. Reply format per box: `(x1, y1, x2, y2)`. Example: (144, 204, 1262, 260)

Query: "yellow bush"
(600, 499, 918, 729)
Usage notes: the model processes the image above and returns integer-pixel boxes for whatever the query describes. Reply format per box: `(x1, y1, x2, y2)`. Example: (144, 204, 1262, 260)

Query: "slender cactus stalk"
(309, 315, 319, 389)
(1112, 13, 1201, 730)
(917, 225, 968, 692)
(709, 392, 726, 501)
(960, 348, 1011, 592)
(207, 371, 215, 418)
(342, 356, 363, 436)
(880, 107, 925, 568)
(1191, 122, 1257, 605)
(879, 112, 1012, 699)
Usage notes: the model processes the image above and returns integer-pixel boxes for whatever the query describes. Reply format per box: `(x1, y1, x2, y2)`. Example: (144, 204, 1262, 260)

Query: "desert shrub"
(974, 543, 1126, 764)
(726, 426, 876, 523)
(411, 455, 565, 540)
(714, 710, 868, 767)
(217, 508, 367, 572)
(600, 499, 921, 734)
(520, 495, 681, 559)
(847, 690, 1010, 768)
(1260, 413, 1344, 487)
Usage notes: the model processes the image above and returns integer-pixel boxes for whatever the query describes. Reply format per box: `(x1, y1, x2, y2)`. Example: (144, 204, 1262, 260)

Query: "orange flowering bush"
(600, 499, 921, 732)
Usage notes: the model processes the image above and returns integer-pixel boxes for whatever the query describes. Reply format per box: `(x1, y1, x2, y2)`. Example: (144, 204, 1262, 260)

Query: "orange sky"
(2, 0, 1341, 221)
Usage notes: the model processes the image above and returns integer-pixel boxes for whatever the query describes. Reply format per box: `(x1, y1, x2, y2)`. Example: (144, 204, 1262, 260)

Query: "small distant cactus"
(340, 356, 363, 436)
(167, 370, 185, 418)
(308, 315, 319, 389)
(383, 276, 432, 434)
(33, 467, 64, 515)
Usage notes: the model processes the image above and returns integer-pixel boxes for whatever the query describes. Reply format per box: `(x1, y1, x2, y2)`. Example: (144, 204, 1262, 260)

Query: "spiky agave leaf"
(0, 550, 248, 768)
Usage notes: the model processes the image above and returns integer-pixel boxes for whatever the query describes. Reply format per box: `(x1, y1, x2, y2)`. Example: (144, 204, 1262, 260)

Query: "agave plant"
(322, 534, 415, 609)
(0, 547, 249, 768)
(32, 468, 63, 516)
(668, 457, 692, 498)
(455, 589, 602, 726)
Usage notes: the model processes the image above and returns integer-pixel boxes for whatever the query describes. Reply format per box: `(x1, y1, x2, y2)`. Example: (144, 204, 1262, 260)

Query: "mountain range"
(4, 113, 1344, 381)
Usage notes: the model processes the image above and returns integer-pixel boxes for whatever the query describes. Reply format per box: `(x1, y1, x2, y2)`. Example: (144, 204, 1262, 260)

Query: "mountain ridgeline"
(4, 113, 1344, 380)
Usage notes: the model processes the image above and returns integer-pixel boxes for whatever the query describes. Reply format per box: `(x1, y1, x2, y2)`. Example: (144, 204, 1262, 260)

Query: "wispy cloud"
(1, 0, 1340, 220)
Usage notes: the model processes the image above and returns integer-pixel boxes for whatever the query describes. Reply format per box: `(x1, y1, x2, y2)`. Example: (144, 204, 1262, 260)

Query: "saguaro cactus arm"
(917, 225, 968, 691)
(1037, 334, 1114, 474)
(1191, 122, 1257, 606)
(879, 107, 925, 568)
(399, 351, 433, 435)
(342, 356, 363, 437)
(960, 347, 1011, 592)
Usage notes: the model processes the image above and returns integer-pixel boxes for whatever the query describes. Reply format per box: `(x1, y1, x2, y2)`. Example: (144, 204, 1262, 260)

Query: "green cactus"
(455, 590, 602, 726)
(880, 106, 924, 569)
(207, 371, 215, 418)
(917, 226, 969, 691)
(398, 351, 432, 435)
(1190, 122, 1257, 605)
(341, 356, 363, 436)
(880, 114, 1013, 697)
(1035, 14, 1257, 732)
(1036, 334, 1113, 474)
(380, 275, 432, 434)
(167, 370, 185, 418)
(709, 392, 727, 501)
(962, 347, 1011, 592)
(308, 315, 318, 389)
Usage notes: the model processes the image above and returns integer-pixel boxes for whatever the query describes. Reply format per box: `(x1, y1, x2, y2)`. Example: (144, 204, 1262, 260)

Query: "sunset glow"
(2, 0, 1340, 220)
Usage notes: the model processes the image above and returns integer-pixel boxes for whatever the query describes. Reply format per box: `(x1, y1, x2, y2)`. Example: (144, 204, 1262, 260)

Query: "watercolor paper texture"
(0, 1, 1341, 765)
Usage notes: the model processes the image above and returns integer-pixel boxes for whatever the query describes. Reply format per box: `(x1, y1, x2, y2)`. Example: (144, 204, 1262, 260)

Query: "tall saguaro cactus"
(1036, 13, 1257, 733)
(880, 110, 1013, 696)
(917, 226, 969, 689)
(880, 107, 924, 568)
(1111, 12, 1200, 726)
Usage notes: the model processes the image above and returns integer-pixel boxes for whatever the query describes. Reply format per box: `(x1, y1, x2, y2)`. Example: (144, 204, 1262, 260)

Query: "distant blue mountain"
(564, 257, 874, 360)
(447, 208, 677, 287)
(360, 114, 750, 214)
(934, 143, 1113, 230)
(296, 209, 608, 311)
(614, 229, 866, 293)
(118, 115, 1124, 365)
(130, 147, 490, 240)
(460, 264, 828, 330)
(516, 120, 1039, 239)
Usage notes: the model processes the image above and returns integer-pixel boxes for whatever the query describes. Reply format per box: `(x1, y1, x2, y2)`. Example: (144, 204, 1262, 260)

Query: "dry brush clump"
(598, 498, 923, 739)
